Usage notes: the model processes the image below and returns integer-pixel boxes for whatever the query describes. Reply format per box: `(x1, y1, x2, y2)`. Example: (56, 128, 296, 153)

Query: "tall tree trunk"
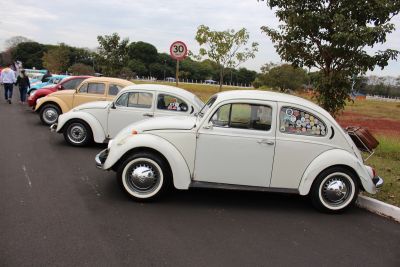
(219, 67, 224, 92)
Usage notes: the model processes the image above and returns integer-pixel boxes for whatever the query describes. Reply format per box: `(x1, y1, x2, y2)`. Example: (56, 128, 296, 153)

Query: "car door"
(73, 82, 107, 107)
(194, 100, 277, 187)
(106, 91, 155, 138)
(153, 93, 192, 118)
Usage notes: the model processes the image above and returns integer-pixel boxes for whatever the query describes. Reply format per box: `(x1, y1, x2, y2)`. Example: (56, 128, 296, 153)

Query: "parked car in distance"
(96, 90, 383, 213)
(28, 76, 92, 109)
(51, 84, 204, 146)
(204, 79, 217, 84)
(35, 77, 134, 125)
(28, 75, 70, 95)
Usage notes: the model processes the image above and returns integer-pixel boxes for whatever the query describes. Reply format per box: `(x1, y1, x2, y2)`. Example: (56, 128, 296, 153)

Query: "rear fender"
(298, 149, 376, 195)
(105, 134, 191, 190)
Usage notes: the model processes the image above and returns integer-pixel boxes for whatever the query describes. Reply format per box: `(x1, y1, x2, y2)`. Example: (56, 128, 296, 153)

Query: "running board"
(189, 181, 298, 194)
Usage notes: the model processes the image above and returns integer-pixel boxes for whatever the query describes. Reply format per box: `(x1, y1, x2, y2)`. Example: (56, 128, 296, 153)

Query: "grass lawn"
(134, 80, 400, 206)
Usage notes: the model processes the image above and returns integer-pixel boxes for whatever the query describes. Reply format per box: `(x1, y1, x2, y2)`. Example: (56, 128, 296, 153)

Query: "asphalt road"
(0, 92, 399, 267)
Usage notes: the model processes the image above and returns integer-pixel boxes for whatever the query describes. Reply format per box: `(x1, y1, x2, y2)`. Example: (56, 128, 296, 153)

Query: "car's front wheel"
(117, 152, 171, 201)
(310, 167, 359, 213)
(40, 104, 61, 125)
(63, 120, 93, 147)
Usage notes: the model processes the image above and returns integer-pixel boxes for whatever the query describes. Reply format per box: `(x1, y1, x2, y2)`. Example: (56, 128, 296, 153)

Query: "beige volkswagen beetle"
(35, 77, 134, 125)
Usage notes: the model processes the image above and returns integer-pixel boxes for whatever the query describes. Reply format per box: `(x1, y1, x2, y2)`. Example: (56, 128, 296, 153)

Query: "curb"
(356, 195, 400, 223)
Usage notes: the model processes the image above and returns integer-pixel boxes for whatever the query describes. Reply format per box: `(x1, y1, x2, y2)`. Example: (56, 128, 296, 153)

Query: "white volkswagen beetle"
(95, 90, 383, 212)
(51, 84, 204, 146)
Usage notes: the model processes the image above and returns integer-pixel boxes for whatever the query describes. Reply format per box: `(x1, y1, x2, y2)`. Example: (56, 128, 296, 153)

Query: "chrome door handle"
(143, 113, 154, 117)
(257, 139, 274, 145)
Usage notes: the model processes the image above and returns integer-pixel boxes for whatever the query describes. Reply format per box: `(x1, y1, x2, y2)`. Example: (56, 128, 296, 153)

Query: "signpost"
(169, 41, 188, 86)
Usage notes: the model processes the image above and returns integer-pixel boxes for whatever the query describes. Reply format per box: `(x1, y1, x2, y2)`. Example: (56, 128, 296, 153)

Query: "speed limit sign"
(170, 41, 188, 61)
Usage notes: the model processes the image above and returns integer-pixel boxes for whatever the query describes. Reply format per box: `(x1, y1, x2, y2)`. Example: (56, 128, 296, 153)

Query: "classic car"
(28, 75, 70, 95)
(95, 90, 383, 213)
(35, 77, 133, 125)
(28, 76, 92, 108)
(51, 84, 204, 146)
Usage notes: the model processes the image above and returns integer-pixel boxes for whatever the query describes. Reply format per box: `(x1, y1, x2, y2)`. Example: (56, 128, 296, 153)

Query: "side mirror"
(57, 84, 63, 90)
(203, 121, 213, 130)
(111, 102, 116, 109)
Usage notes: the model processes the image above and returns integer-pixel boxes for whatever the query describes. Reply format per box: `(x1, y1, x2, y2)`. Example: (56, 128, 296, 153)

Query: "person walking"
(15, 69, 30, 104)
(41, 70, 52, 82)
(1, 64, 16, 104)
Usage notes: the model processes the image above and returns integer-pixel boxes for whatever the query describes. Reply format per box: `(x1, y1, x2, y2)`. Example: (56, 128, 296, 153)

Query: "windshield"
(197, 95, 217, 117)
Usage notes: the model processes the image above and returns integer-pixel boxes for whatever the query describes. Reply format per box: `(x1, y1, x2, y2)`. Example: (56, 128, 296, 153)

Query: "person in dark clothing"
(41, 70, 52, 82)
(15, 69, 30, 103)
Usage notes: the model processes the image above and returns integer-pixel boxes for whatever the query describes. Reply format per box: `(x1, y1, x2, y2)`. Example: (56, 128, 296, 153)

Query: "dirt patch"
(336, 111, 400, 137)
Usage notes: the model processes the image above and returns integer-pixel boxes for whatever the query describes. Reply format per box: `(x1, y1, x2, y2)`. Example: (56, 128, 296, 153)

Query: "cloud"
(0, 0, 399, 75)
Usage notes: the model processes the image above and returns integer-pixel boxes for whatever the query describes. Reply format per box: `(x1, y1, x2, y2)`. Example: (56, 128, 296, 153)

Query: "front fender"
(35, 96, 69, 113)
(57, 111, 106, 143)
(104, 134, 191, 190)
(298, 149, 376, 195)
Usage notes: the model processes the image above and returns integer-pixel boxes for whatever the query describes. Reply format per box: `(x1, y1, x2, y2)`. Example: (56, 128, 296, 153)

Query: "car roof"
(83, 77, 134, 86)
(120, 84, 202, 103)
(215, 90, 334, 120)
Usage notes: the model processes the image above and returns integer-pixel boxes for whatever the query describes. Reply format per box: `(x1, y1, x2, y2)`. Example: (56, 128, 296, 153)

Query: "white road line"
(22, 165, 32, 188)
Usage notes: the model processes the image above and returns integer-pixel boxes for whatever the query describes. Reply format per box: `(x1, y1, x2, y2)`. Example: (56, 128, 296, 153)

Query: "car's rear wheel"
(117, 152, 171, 201)
(310, 167, 359, 213)
(40, 104, 61, 125)
(63, 120, 93, 147)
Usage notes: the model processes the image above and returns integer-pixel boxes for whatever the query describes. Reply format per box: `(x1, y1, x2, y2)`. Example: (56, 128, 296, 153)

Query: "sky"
(1, 0, 399, 76)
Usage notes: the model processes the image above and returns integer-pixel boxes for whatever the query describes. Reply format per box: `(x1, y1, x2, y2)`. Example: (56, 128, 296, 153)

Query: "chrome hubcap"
(44, 108, 58, 124)
(126, 163, 159, 193)
(322, 176, 351, 206)
(68, 124, 86, 143)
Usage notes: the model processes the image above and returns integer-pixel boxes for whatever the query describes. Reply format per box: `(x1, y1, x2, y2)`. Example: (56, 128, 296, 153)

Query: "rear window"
(279, 107, 327, 136)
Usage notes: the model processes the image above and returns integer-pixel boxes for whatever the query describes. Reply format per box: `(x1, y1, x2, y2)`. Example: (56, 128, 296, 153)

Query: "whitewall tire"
(311, 167, 359, 213)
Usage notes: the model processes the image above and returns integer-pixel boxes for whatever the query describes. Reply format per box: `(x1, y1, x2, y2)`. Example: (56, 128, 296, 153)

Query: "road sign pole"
(170, 41, 187, 87)
(176, 60, 179, 87)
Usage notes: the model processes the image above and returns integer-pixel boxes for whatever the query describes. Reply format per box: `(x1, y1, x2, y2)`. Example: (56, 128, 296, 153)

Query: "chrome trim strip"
(189, 181, 298, 194)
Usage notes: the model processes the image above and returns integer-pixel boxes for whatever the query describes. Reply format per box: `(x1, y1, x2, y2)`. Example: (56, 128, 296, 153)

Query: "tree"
(256, 64, 308, 91)
(11, 42, 47, 68)
(69, 63, 95, 75)
(128, 59, 148, 77)
(96, 33, 129, 77)
(128, 41, 158, 66)
(42, 44, 70, 73)
(5, 36, 33, 49)
(261, 0, 400, 115)
(195, 25, 259, 91)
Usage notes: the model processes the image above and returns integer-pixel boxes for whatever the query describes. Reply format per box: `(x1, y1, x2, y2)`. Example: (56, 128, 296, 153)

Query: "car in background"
(28, 75, 70, 95)
(204, 79, 217, 84)
(51, 84, 204, 146)
(96, 90, 383, 213)
(35, 77, 134, 125)
(27, 76, 92, 109)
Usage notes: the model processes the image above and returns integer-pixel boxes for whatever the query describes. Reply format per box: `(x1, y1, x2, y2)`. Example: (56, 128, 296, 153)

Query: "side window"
(115, 92, 129, 107)
(127, 92, 153, 108)
(62, 79, 78, 89)
(211, 103, 272, 131)
(279, 107, 327, 136)
(78, 83, 88, 93)
(157, 94, 188, 112)
(87, 83, 105, 94)
(109, 84, 123, 96)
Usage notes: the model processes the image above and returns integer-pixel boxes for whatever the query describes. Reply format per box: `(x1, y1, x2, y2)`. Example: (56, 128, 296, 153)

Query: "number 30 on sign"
(170, 41, 188, 61)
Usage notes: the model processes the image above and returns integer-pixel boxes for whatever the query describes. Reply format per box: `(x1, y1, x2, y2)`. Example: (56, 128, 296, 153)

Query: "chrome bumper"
(50, 123, 58, 132)
(95, 148, 109, 169)
(372, 176, 384, 189)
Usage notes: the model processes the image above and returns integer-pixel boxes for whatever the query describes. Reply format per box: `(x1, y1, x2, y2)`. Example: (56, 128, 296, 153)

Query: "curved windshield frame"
(197, 95, 217, 118)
